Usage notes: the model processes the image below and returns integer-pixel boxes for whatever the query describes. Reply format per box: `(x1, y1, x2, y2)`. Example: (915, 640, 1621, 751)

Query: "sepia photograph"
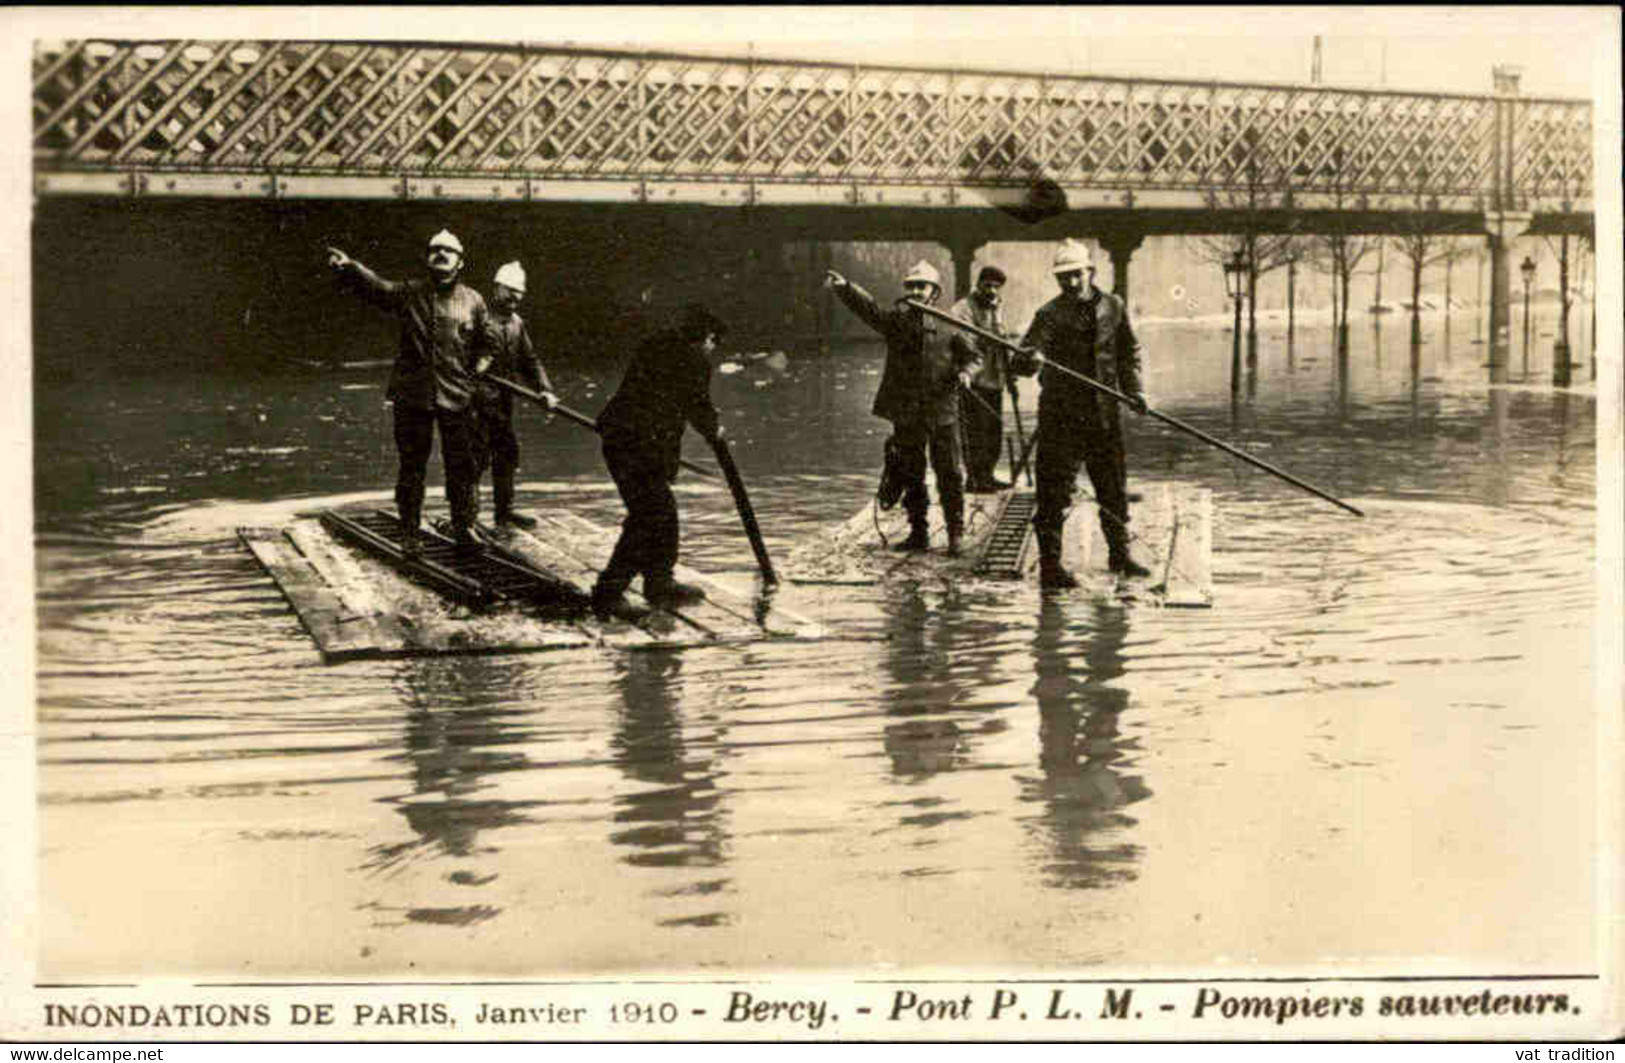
(5, 4, 1621, 1044)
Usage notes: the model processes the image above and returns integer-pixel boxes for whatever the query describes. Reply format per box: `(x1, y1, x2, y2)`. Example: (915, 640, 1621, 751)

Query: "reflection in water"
(1335, 332, 1352, 422)
(608, 651, 732, 926)
(1023, 600, 1150, 889)
(879, 591, 965, 779)
(1410, 337, 1422, 428)
(365, 657, 542, 926)
(1484, 387, 1513, 508)
(1553, 390, 1573, 480)
(873, 587, 1021, 843)
(875, 586, 1012, 781)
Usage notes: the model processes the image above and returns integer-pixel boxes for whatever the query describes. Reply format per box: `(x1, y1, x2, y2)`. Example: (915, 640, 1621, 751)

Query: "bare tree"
(1281, 236, 1309, 348)
(1389, 173, 1462, 349)
(1542, 232, 1579, 380)
(1525, 101, 1593, 383)
(1582, 231, 1595, 379)
(1304, 147, 1379, 356)
(1195, 127, 1299, 365)
(1434, 238, 1477, 318)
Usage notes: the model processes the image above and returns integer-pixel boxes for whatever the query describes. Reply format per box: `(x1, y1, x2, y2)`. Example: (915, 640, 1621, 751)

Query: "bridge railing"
(32, 39, 1593, 208)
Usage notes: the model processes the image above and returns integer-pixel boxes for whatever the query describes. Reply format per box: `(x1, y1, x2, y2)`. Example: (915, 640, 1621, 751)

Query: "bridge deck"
(34, 39, 1593, 215)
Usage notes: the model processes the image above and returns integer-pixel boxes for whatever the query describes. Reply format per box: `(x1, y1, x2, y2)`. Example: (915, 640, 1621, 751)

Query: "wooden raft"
(784, 481, 1213, 607)
(239, 508, 829, 663)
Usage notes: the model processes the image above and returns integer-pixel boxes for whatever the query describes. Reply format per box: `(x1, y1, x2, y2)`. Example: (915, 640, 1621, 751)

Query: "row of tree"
(1194, 134, 1590, 362)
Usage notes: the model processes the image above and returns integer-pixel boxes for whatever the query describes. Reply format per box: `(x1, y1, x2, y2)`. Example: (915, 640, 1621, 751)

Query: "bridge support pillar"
(945, 239, 986, 303)
(1098, 231, 1146, 304)
(1485, 211, 1532, 382)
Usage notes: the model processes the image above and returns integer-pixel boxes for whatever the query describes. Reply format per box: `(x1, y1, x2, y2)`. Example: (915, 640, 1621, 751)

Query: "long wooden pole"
(710, 436, 779, 586)
(908, 299, 1365, 518)
(486, 375, 719, 480)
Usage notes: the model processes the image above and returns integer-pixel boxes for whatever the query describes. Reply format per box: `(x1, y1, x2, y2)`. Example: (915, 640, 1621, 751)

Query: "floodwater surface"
(34, 308, 1601, 979)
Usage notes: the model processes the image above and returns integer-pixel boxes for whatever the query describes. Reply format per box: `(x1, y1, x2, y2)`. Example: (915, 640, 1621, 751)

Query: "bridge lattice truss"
(32, 39, 1593, 211)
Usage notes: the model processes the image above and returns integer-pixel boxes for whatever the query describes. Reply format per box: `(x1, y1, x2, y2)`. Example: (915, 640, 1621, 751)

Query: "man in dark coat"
(327, 229, 499, 554)
(1013, 239, 1151, 588)
(591, 305, 728, 615)
(826, 260, 981, 557)
(473, 260, 557, 530)
(950, 264, 1015, 492)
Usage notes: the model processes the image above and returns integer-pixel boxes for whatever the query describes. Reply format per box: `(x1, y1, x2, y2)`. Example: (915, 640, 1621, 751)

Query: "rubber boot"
(645, 573, 706, 609)
(946, 526, 964, 558)
(1105, 520, 1150, 578)
(494, 476, 538, 529)
(451, 523, 482, 555)
(591, 574, 635, 619)
(399, 507, 422, 558)
(1036, 526, 1078, 589)
(1109, 553, 1152, 578)
(893, 515, 930, 552)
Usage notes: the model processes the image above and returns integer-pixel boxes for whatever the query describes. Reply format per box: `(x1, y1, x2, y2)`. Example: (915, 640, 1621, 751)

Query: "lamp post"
(1519, 255, 1536, 379)
(1473, 247, 1484, 344)
(1224, 250, 1245, 397)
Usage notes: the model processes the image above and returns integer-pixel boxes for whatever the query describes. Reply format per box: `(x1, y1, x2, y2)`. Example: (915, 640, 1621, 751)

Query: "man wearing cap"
(1013, 239, 1151, 588)
(473, 261, 558, 530)
(591, 304, 729, 616)
(950, 264, 1015, 493)
(327, 229, 499, 554)
(826, 260, 980, 557)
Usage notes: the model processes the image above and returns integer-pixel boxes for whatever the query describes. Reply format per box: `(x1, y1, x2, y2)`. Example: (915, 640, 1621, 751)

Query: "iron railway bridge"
(32, 38, 1595, 346)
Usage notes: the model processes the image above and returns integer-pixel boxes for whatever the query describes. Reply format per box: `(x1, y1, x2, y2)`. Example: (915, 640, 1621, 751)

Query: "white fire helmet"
(902, 260, 941, 289)
(427, 229, 464, 256)
(1051, 239, 1093, 274)
(494, 261, 526, 294)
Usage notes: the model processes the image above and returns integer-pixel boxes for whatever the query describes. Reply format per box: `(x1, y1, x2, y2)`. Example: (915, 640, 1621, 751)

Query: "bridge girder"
(33, 38, 1595, 224)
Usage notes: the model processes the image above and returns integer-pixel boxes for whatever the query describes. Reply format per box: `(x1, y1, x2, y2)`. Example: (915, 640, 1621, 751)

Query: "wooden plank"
(283, 521, 415, 654)
(1066, 498, 1103, 575)
(535, 510, 831, 640)
(531, 512, 753, 640)
(658, 568, 828, 639)
(476, 519, 668, 649)
(238, 527, 387, 662)
(782, 476, 1214, 610)
(250, 510, 856, 655)
(247, 519, 651, 658)
(1135, 482, 1176, 579)
(783, 484, 1011, 585)
(1163, 487, 1215, 608)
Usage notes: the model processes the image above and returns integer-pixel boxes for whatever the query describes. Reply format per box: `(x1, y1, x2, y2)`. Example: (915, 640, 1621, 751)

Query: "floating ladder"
(318, 510, 582, 611)
(973, 491, 1037, 579)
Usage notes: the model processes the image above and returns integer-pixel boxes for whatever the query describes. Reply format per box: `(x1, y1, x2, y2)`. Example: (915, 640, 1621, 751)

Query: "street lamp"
(1224, 249, 1245, 396)
(1519, 254, 1536, 379)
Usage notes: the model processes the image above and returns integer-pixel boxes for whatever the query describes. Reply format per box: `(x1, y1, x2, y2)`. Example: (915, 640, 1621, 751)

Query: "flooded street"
(34, 308, 1600, 981)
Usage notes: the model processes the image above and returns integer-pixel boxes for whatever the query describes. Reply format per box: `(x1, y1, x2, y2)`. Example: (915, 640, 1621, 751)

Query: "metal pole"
(1231, 286, 1243, 398)
(908, 300, 1364, 517)
(1521, 276, 1531, 379)
(486, 375, 719, 479)
(1474, 249, 1484, 343)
